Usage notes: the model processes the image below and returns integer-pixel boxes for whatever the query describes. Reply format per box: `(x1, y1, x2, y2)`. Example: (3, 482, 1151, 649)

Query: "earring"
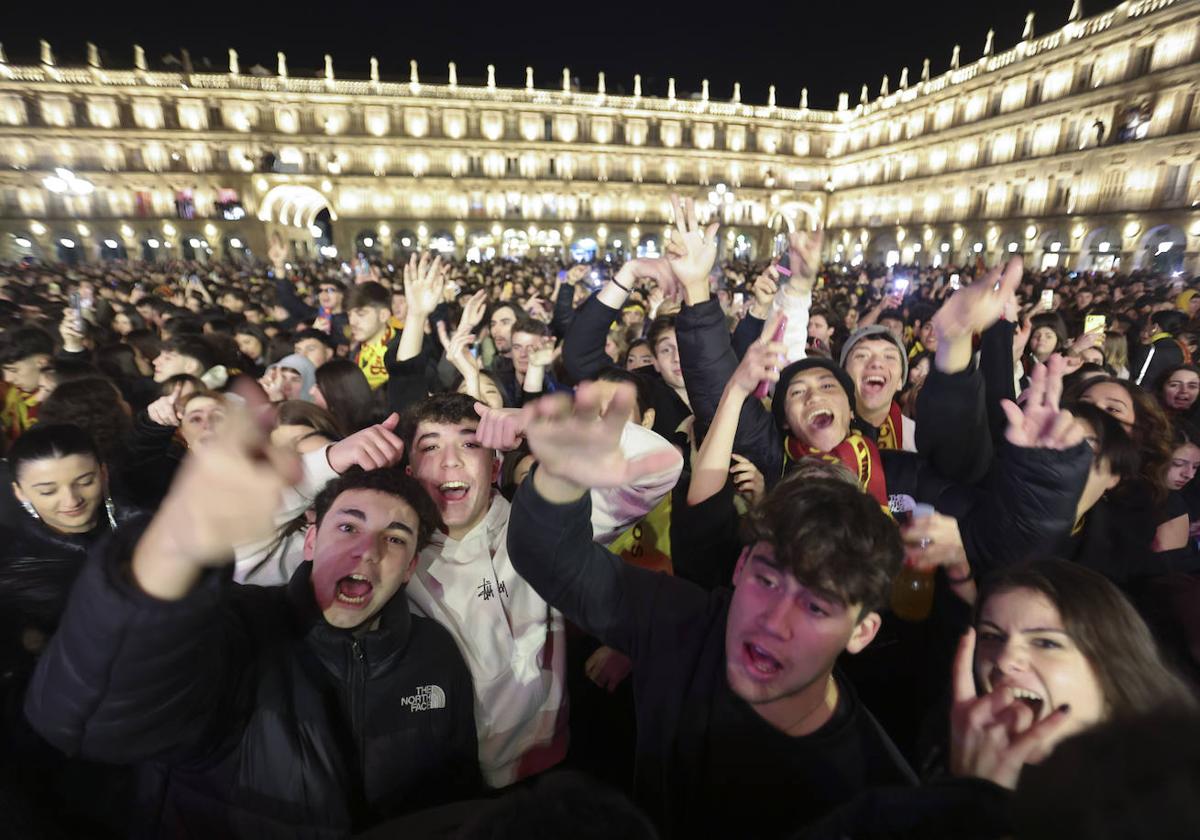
(21, 500, 40, 520)
(105, 496, 118, 531)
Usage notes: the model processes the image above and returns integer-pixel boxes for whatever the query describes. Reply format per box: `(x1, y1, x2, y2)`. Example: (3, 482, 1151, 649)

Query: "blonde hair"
(1104, 333, 1129, 374)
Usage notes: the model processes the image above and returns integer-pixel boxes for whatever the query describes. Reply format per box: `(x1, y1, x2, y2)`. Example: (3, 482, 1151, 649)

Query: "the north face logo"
(401, 685, 446, 712)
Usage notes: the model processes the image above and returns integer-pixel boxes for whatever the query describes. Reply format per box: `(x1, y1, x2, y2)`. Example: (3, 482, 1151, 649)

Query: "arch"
(867, 231, 900, 266)
(257, 184, 338, 229)
(1139, 224, 1188, 274)
(1079, 226, 1121, 271)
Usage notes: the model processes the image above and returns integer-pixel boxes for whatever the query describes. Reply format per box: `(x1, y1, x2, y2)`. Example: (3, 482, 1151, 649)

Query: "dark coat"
(561, 291, 691, 439)
(24, 524, 482, 839)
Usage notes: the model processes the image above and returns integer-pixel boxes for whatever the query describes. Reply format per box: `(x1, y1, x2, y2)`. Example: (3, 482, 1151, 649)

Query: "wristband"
(611, 274, 632, 294)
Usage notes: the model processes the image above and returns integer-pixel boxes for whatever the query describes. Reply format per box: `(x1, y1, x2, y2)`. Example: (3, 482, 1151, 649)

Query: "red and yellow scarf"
(1151, 331, 1193, 366)
(785, 431, 889, 508)
(875, 401, 905, 452)
(1, 384, 39, 442)
(355, 325, 396, 390)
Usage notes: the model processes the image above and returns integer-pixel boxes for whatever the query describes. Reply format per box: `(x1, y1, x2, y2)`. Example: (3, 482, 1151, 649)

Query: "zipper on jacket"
(350, 639, 367, 766)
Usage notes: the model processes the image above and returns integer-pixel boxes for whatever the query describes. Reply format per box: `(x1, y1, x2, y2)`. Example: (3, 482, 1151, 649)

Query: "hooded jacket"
(24, 524, 481, 839)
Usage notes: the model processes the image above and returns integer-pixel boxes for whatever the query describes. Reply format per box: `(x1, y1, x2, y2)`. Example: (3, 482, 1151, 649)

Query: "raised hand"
(786, 225, 825, 291)
(949, 628, 1073, 790)
(472, 403, 528, 452)
(458, 289, 488, 333)
(628, 256, 682, 301)
(403, 253, 446, 319)
(933, 257, 1024, 342)
(132, 381, 303, 597)
(146, 386, 184, 428)
(666, 195, 719, 303)
(526, 382, 682, 497)
(258, 367, 285, 403)
(326, 412, 405, 473)
(751, 266, 779, 318)
(731, 312, 787, 395)
(1000, 355, 1086, 450)
(528, 338, 556, 369)
(58, 307, 85, 353)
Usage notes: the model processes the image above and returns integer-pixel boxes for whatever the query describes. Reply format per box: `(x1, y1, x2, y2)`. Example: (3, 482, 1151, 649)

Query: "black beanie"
(770, 357, 857, 432)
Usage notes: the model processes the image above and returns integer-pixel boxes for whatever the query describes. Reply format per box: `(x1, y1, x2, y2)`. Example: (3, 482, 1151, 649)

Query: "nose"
(992, 639, 1029, 676)
(757, 593, 794, 641)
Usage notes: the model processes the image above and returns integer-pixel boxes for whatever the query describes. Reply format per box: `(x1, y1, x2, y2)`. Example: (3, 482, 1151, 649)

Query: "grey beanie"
(269, 353, 318, 403)
(839, 325, 909, 383)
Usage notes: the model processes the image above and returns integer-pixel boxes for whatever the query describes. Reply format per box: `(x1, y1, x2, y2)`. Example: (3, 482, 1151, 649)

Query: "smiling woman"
(972, 561, 1194, 754)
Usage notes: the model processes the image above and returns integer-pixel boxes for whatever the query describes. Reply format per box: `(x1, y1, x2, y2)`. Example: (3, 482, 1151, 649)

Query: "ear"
(640, 407, 656, 430)
(491, 453, 502, 486)
(100, 464, 110, 492)
(404, 463, 413, 477)
(731, 545, 753, 587)
(844, 610, 882, 655)
(12, 481, 28, 506)
(302, 521, 318, 562)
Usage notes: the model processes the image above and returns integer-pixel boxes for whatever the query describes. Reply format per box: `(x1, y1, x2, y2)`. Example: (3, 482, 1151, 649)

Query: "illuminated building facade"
(0, 0, 1197, 274)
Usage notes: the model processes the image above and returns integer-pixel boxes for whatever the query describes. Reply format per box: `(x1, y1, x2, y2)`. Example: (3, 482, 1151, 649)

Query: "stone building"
(0, 0, 1197, 274)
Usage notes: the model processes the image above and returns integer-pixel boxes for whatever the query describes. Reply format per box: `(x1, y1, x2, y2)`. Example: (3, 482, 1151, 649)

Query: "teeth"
(349, 574, 368, 582)
(337, 593, 366, 604)
(865, 376, 886, 386)
(1011, 688, 1042, 702)
(440, 481, 468, 491)
(807, 409, 833, 422)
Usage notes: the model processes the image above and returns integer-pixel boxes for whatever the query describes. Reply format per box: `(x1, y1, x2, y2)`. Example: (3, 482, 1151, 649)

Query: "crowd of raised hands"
(3, 191, 1200, 839)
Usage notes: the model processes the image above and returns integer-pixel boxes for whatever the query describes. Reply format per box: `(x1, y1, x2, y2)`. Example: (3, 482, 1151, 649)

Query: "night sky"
(4, 0, 1110, 110)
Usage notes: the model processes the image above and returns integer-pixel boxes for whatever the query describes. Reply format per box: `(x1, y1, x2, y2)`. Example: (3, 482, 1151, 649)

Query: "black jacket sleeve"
(561, 293, 618, 386)
(914, 364, 993, 487)
(384, 332, 436, 415)
(507, 475, 707, 662)
(669, 477, 744, 590)
(550, 282, 577, 340)
(676, 299, 783, 483)
(943, 441, 1093, 578)
(731, 313, 765, 361)
(977, 319, 1018, 449)
(24, 523, 239, 764)
(273, 276, 317, 324)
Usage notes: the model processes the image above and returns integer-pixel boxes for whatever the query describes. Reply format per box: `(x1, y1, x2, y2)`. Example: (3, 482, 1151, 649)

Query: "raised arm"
(688, 313, 786, 506)
(503, 384, 685, 655)
(25, 386, 302, 762)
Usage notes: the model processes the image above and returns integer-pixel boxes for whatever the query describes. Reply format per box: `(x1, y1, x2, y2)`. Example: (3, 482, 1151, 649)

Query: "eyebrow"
(335, 507, 415, 536)
(978, 620, 1069, 634)
(416, 427, 478, 445)
(31, 470, 95, 488)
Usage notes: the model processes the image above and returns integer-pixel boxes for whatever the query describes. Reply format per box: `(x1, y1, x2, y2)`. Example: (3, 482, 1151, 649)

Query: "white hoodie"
(406, 421, 682, 787)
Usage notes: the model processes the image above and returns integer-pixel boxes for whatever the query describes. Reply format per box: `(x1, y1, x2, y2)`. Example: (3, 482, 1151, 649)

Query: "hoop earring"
(21, 500, 40, 520)
(105, 496, 118, 531)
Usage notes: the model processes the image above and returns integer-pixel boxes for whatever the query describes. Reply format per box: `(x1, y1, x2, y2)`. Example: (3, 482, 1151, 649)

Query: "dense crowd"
(3, 195, 1200, 839)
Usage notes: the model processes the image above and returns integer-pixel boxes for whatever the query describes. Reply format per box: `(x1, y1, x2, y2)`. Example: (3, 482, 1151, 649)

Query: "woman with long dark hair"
(310, 358, 380, 433)
(0, 424, 141, 835)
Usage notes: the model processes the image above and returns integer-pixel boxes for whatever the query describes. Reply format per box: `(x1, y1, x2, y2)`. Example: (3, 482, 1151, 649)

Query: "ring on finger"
(919, 537, 934, 549)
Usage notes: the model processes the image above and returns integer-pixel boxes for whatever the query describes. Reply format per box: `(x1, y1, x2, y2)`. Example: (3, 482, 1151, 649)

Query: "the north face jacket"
(24, 523, 481, 839)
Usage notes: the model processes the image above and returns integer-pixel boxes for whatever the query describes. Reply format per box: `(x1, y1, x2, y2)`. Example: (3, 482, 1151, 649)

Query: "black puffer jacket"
(0, 498, 144, 838)
(24, 523, 482, 839)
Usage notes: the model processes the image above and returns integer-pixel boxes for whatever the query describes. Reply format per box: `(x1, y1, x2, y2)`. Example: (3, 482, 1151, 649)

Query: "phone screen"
(1040, 289, 1054, 308)
(1084, 314, 1106, 334)
(949, 274, 961, 290)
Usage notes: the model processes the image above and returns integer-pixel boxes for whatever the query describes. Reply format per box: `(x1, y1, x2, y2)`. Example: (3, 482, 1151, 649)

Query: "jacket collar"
(287, 561, 414, 677)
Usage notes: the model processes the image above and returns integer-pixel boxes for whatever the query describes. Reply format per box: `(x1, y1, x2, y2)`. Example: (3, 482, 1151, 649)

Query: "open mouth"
(335, 574, 374, 607)
(438, 481, 470, 503)
(861, 375, 889, 396)
(807, 408, 835, 430)
(995, 685, 1045, 718)
(743, 642, 783, 677)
